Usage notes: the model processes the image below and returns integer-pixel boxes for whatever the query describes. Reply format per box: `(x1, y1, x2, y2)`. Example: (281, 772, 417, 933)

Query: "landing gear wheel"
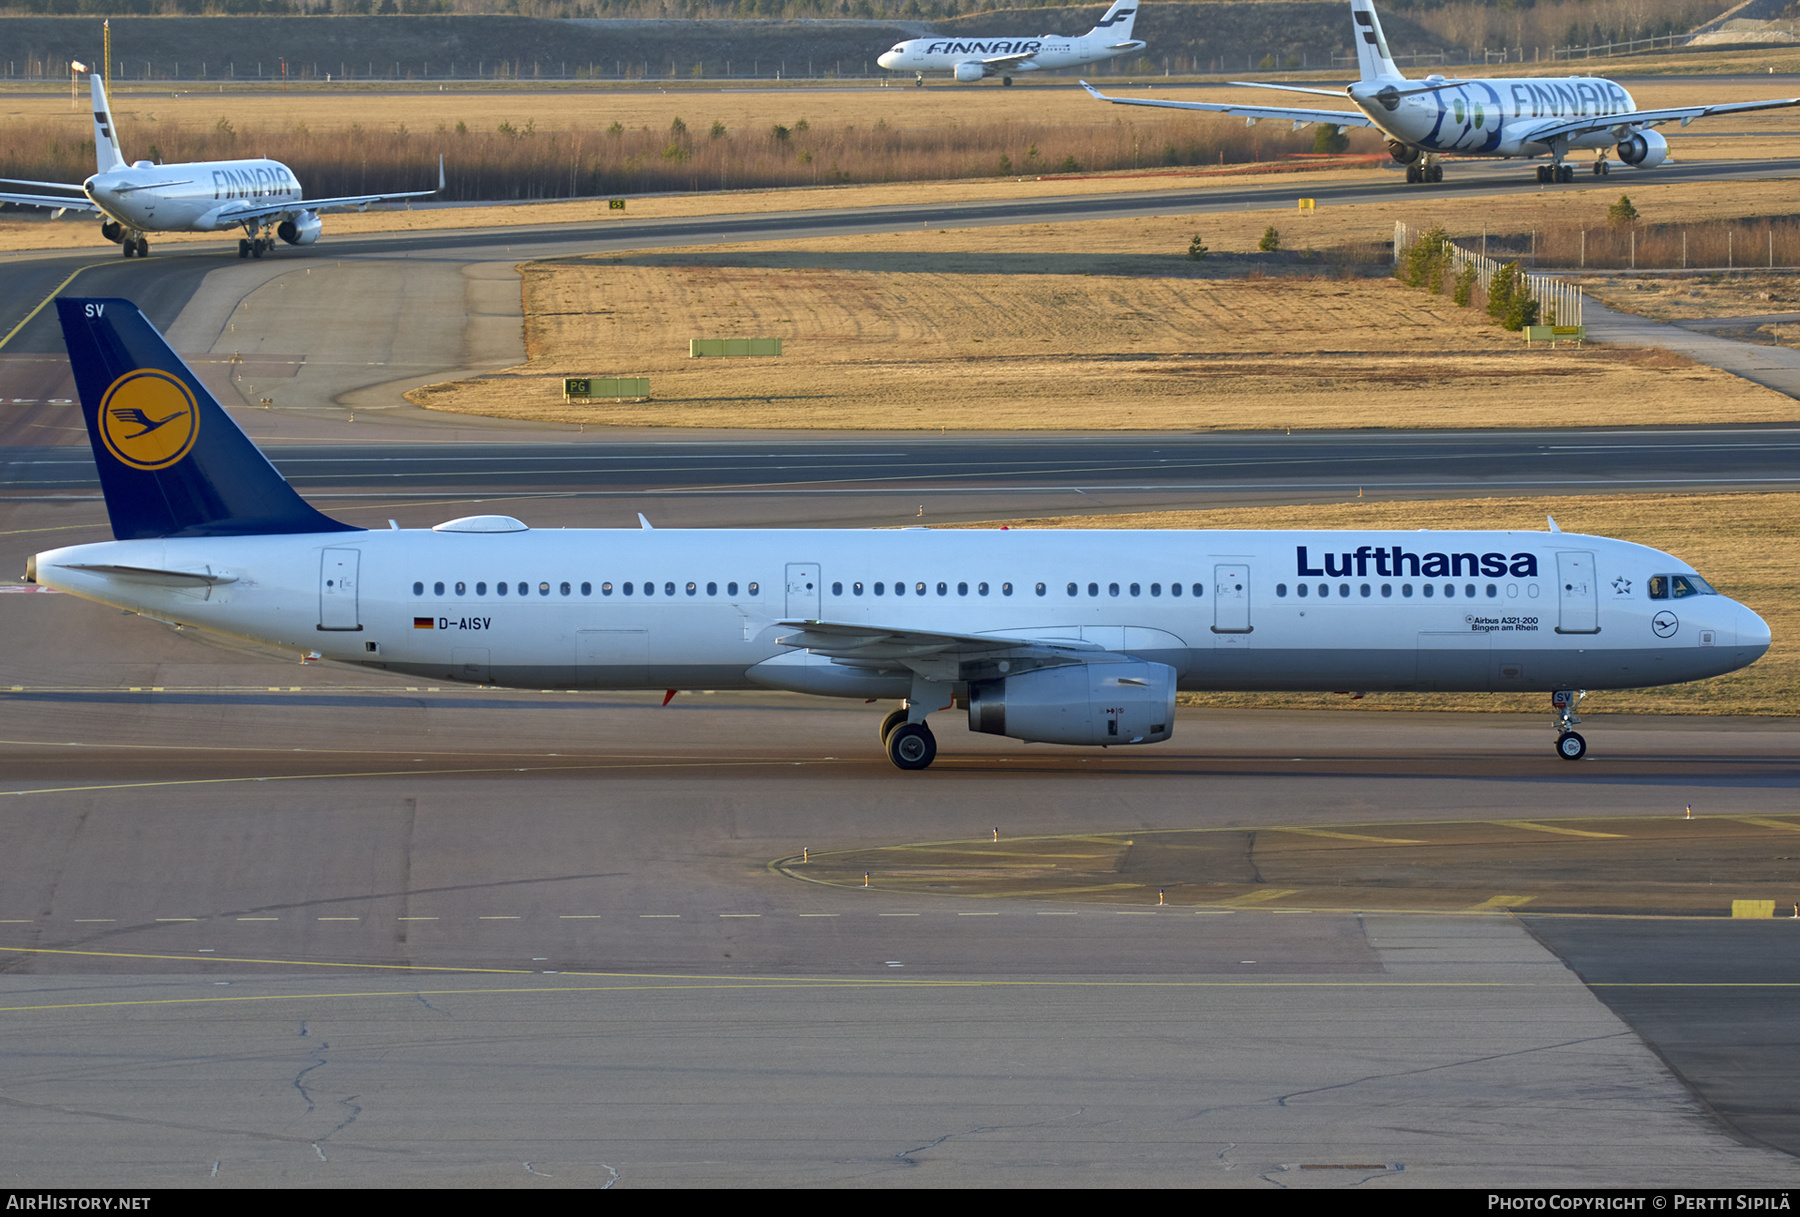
(878, 706, 910, 743)
(251, 239, 264, 259)
(239, 238, 251, 258)
(1556, 731, 1587, 761)
(1002, 76, 1012, 86)
(1406, 163, 1421, 184)
(135, 237, 149, 257)
(1427, 163, 1443, 183)
(1557, 164, 1574, 184)
(1594, 160, 1610, 176)
(886, 722, 937, 771)
(121, 240, 135, 258)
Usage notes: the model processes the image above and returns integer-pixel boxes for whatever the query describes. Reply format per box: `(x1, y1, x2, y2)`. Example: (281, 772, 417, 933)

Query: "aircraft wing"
(1081, 80, 1376, 128)
(221, 155, 444, 222)
(209, 188, 437, 225)
(775, 619, 1103, 664)
(0, 189, 99, 213)
(1523, 96, 1800, 144)
(978, 52, 1038, 68)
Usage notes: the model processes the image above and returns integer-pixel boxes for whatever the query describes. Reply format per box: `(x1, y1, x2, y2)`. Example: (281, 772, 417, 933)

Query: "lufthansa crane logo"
(1652, 610, 1679, 638)
(97, 369, 198, 471)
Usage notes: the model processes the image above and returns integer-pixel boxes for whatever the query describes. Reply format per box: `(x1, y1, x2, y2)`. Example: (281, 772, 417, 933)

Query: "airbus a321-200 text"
(1084, 0, 1800, 183)
(879, 0, 1144, 86)
(30, 299, 1771, 769)
(0, 75, 439, 258)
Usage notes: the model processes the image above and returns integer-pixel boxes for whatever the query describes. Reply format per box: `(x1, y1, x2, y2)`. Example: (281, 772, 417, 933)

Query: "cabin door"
(318, 548, 361, 631)
(1556, 550, 1599, 634)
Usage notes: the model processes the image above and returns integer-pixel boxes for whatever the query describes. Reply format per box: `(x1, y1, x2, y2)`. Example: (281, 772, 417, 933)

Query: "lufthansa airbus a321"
(1084, 0, 1800, 183)
(0, 76, 439, 259)
(28, 299, 1771, 769)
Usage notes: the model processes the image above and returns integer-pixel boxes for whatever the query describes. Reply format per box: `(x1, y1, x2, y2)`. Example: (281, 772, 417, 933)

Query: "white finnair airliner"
(1084, 0, 1800, 183)
(30, 299, 1771, 769)
(878, 0, 1145, 86)
(0, 76, 439, 259)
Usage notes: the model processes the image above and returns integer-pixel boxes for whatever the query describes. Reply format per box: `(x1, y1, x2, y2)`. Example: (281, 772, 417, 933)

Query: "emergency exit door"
(1212, 564, 1251, 633)
(786, 563, 821, 621)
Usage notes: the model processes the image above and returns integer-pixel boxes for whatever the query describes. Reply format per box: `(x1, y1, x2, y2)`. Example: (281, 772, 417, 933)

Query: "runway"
(2, 160, 1798, 1187)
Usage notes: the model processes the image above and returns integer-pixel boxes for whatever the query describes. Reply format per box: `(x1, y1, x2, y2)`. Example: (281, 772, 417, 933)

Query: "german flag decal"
(413, 617, 434, 629)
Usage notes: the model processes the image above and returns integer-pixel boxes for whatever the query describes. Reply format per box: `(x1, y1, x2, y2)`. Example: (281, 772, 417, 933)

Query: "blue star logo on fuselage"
(1611, 576, 1633, 596)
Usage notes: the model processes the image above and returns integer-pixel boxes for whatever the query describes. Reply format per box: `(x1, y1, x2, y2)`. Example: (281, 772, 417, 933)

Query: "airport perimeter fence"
(1394, 221, 1584, 328)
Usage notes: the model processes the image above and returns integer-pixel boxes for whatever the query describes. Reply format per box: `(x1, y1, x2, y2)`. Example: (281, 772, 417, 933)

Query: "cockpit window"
(1649, 574, 1716, 600)
(892, 44, 906, 52)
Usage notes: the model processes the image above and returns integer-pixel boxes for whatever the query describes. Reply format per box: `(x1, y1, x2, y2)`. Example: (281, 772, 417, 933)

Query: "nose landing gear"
(1552, 689, 1587, 759)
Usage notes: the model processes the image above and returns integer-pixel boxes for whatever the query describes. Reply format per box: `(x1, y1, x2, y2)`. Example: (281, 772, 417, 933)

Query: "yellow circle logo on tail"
(98, 369, 198, 471)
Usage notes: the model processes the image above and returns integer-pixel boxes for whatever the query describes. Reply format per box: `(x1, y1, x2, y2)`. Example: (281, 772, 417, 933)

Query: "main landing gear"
(879, 705, 937, 770)
(239, 236, 273, 259)
(1552, 689, 1587, 760)
(1536, 162, 1576, 183)
(1405, 156, 1444, 184)
(119, 234, 149, 258)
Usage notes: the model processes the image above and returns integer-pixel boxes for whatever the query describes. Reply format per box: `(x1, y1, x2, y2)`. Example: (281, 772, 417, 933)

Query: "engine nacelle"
(1385, 139, 1421, 165)
(968, 660, 1176, 747)
(1616, 129, 1668, 169)
(953, 61, 987, 83)
(277, 210, 322, 245)
(99, 220, 124, 244)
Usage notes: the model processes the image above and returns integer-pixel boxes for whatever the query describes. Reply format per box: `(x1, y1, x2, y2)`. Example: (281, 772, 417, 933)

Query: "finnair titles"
(1084, 0, 1800, 183)
(880, 1, 1144, 85)
(0, 76, 439, 258)
(31, 299, 1771, 770)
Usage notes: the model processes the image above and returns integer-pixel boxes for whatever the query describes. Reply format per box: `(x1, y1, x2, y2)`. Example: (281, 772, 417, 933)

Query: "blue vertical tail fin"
(57, 297, 359, 541)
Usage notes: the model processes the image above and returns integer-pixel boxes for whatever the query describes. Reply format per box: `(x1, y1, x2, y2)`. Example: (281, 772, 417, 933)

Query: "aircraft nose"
(878, 52, 899, 68)
(1737, 602, 1772, 658)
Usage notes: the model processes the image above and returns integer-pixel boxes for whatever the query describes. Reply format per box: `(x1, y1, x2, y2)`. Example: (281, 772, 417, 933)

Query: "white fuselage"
(84, 158, 305, 234)
(1351, 75, 1638, 157)
(878, 32, 1145, 78)
(33, 526, 1769, 699)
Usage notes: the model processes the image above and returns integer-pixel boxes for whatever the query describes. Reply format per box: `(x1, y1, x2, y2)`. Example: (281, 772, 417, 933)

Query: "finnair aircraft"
(1084, 0, 1800, 183)
(31, 299, 1771, 770)
(878, 0, 1145, 86)
(0, 76, 438, 258)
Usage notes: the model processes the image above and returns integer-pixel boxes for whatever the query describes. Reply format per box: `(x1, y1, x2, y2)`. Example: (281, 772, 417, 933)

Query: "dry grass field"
(1581, 272, 1800, 320)
(406, 213, 1795, 430)
(947, 492, 1796, 717)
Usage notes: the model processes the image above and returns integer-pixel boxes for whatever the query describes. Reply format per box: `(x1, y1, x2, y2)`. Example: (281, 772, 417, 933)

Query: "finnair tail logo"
(1297, 545, 1539, 579)
(1095, 6, 1136, 26)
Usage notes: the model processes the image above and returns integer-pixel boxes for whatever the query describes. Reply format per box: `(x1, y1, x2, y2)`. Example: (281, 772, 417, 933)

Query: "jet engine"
(1386, 139, 1421, 165)
(1616, 129, 1668, 168)
(954, 61, 987, 82)
(968, 660, 1176, 746)
(277, 210, 322, 245)
(99, 220, 124, 244)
